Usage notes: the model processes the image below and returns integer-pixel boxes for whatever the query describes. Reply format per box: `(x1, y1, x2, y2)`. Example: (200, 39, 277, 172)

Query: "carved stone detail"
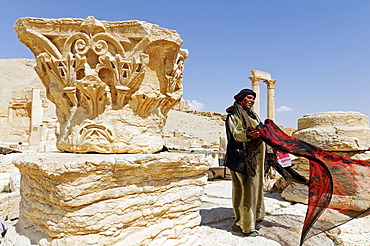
(15, 16, 188, 153)
(265, 79, 276, 89)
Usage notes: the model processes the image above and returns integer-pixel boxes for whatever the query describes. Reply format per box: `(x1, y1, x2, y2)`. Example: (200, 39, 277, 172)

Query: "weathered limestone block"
(293, 111, 370, 151)
(9, 169, 21, 192)
(0, 191, 20, 220)
(325, 150, 370, 163)
(285, 112, 370, 213)
(281, 183, 308, 204)
(13, 152, 211, 246)
(15, 17, 188, 154)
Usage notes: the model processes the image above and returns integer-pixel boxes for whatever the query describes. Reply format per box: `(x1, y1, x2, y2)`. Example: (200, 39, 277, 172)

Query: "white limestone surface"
(13, 152, 211, 246)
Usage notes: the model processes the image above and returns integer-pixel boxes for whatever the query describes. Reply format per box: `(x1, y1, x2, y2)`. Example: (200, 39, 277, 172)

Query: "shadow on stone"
(259, 219, 291, 229)
(200, 207, 235, 232)
(259, 214, 305, 246)
(200, 207, 303, 244)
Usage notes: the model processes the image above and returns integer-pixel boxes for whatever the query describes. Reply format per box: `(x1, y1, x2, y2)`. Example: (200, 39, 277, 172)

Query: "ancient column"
(249, 76, 261, 116)
(249, 70, 276, 120)
(264, 79, 276, 121)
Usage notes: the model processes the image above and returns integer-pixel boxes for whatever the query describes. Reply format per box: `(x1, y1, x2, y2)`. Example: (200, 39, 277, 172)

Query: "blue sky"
(1, 0, 370, 128)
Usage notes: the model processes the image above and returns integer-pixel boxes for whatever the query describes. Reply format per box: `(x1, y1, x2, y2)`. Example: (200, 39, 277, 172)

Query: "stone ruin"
(282, 111, 370, 202)
(15, 16, 188, 154)
(9, 16, 212, 245)
(249, 70, 276, 121)
(0, 89, 58, 153)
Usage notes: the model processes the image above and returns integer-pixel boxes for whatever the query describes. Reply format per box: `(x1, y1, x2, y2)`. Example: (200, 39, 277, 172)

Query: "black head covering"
(234, 88, 256, 102)
(226, 88, 257, 113)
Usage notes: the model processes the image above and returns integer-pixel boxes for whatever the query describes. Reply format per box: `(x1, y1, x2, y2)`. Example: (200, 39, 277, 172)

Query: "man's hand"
(247, 127, 260, 139)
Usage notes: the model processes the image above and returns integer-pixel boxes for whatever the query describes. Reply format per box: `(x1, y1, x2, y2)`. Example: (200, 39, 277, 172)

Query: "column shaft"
(249, 77, 261, 116)
(265, 80, 276, 121)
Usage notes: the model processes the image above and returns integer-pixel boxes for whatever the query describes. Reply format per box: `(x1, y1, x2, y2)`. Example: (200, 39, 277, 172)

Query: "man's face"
(241, 94, 255, 110)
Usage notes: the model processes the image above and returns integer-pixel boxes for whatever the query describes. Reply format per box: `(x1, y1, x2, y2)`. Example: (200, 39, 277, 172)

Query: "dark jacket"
(225, 111, 248, 174)
(224, 107, 262, 175)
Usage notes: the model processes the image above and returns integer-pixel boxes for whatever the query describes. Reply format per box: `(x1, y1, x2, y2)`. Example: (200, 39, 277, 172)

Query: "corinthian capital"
(248, 76, 261, 86)
(15, 16, 187, 154)
(264, 79, 276, 89)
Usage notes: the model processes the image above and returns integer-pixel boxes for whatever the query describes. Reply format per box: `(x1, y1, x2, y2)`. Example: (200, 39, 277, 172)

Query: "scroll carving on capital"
(15, 16, 188, 153)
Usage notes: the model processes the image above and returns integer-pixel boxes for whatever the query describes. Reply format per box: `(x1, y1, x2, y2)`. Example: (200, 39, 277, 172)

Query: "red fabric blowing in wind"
(257, 119, 370, 245)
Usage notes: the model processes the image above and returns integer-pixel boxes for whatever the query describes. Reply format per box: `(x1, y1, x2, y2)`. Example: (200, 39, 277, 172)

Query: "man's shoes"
(232, 223, 259, 237)
(242, 231, 259, 237)
(255, 223, 262, 230)
(232, 224, 242, 233)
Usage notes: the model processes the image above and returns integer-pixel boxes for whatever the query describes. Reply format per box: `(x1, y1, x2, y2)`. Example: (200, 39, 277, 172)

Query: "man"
(225, 88, 265, 237)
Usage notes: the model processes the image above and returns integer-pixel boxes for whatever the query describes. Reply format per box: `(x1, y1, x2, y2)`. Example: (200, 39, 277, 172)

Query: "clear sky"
(1, 0, 370, 128)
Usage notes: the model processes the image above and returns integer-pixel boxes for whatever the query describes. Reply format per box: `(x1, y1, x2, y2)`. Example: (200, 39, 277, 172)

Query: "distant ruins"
(249, 70, 276, 121)
(0, 89, 57, 152)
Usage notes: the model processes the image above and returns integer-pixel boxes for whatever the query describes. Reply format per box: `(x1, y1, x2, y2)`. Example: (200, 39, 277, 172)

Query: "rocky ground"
(198, 179, 334, 246)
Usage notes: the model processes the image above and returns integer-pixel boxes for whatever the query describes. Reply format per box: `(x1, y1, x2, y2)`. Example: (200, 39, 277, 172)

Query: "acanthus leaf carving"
(16, 16, 187, 153)
(97, 53, 148, 109)
(160, 49, 188, 115)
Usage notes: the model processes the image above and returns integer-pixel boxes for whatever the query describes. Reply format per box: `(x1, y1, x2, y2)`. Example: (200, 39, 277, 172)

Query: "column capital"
(264, 79, 276, 89)
(248, 77, 261, 85)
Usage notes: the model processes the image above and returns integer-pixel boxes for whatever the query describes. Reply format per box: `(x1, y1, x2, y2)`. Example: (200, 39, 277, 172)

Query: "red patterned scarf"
(257, 119, 370, 245)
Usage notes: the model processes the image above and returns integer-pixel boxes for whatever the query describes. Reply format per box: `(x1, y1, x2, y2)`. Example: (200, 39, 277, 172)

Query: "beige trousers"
(230, 148, 265, 233)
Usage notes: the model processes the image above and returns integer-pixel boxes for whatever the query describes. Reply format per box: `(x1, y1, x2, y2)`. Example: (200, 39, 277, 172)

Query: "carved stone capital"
(248, 76, 261, 86)
(264, 79, 276, 89)
(15, 16, 188, 153)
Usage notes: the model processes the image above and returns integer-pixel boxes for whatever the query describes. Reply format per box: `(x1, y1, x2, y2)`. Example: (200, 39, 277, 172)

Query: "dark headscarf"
(234, 88, 256, 103)
(226, 88, 256, 113)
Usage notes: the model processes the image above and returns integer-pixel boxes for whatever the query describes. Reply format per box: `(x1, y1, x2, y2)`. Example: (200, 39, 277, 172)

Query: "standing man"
(225, 88, 265, 237)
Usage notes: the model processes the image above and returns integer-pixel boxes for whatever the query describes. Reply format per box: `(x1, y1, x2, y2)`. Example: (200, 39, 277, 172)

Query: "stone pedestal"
(13, 152, 211, 246)
(283, 111, 370, 204)
(293, 111, 370, 151)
